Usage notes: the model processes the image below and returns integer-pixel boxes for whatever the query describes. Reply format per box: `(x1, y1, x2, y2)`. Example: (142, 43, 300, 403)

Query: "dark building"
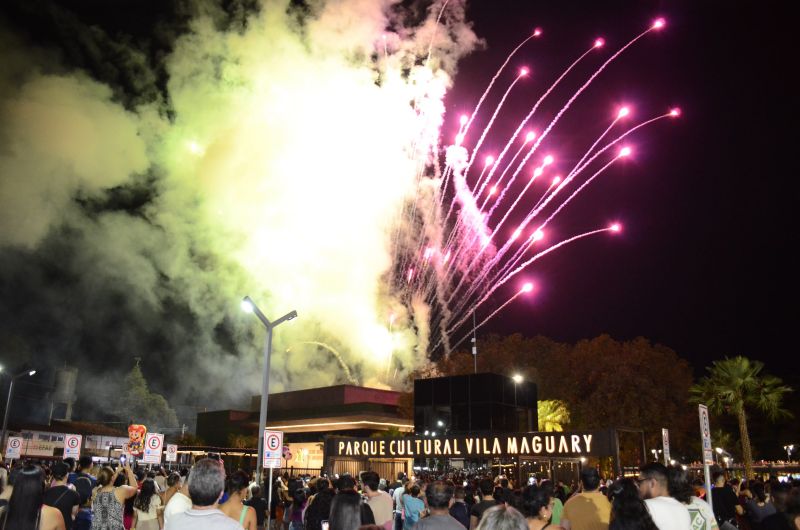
(414, 373, 537, 434)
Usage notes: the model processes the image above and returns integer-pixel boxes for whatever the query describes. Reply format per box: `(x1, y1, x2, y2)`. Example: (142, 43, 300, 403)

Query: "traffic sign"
(698, 404, 713, 465)
(64, 434, 82, 459)
(143, 433, 165, 464)
(165, 444, 178, 462)
(661, 428, 671, 465)
(5, 437, 22, 460)
(263, 430, 283, 468)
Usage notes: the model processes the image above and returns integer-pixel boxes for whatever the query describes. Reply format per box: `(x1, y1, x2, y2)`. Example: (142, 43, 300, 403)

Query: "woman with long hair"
(92, 464, 138, 530)
(521, 485, 563, 530)
(330, 490, 373, 530)
(132, 478, 162, 530)
(3, 464, 65, 530)
(220, 470, 257, 530)
(608, 479, 658, 530)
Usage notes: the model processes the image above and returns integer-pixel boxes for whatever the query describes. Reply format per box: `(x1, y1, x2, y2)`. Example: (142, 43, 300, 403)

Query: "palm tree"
(538, 400, 570, 432)
(690, 356, 792, 478)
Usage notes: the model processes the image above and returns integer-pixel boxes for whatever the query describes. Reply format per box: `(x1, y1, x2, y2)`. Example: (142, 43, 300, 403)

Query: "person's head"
(51, 461, 69, 482)
(337, 474, 356, 492)
(78, 456, 92, 471)
(771, 482, 791, 512)
(330, 490, 363, 530)
(500, 478, 509, 489)
(521, 485, 552, 521)
(475, 505, 528, 530)
(666, 465, 693, 504)
(316, 478, 330, 493)
(397, 472, 406, 482)
(6, 465, 45, 530)
(361, 471, 380, 493)
(609, 479, 658, 530)
(580, 467, 601, 492)
(479, 478, 495, 496)
(454, 486, 466, 501)
(167, 472, 181, 488)
(409, 484, 421, 497)
(637, 463, 669, 500)
(712, 470, 726, 486)
(188, 458, 226, 507)
(63, 457, 76, 472)
(97, 466, 115, 487)
(251, 485, 261, 497)
(225, 469, 250, 497)
(426, 481, 454, 511)
(293, 487, 307, 506)
(135, 478, 157, 513)
(751, 481, 767, 503)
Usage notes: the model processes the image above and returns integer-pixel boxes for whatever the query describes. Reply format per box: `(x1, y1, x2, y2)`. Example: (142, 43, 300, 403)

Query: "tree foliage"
(115, 363, 179, 429)
(538, 400, 570, 432)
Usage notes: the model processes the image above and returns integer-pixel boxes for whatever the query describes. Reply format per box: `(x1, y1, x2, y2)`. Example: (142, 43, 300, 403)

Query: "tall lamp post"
(1, 367, 37, 451)
(241, 297, 297, 484)
(784, 444, 795, 462)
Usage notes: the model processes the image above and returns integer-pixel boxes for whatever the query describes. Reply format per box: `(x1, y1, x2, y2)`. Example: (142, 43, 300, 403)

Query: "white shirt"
(164, 492, 193, 522)
(645, 496, 692, 530)
(687, 496, 719, 530)
(165, 508, 243, 530)
(393, 485, 405, 511)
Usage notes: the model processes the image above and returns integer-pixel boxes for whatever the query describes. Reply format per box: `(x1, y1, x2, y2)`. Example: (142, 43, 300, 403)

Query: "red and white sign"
(5, 437, 22, 460)
(142, 433, 164, 464)
(165, 444, 178, 462)
(263, 430, 283, 469)
(64, 434, 82, 459)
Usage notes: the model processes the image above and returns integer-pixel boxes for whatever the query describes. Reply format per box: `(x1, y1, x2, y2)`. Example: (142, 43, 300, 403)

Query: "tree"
(691, 356, 793, 478)
(115, 362, 179, 429)
(538, 400, 570, 432)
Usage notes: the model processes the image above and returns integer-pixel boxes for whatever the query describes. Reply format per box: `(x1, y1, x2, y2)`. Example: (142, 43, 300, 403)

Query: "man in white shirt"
(637, 463, 691, 530)
(165, 459, 242, 530)
(362, 471, 394, 530)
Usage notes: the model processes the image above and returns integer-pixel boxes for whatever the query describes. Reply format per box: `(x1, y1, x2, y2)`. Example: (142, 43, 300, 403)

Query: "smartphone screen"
(321, 521, 329, 530)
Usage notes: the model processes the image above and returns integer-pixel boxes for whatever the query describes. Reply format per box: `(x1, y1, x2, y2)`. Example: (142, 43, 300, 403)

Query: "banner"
(4, 437, 22, 460)
(661, 428, 671, 464)
(64, 434, 82, 459)
(142, 433, 164, 464)
(263, 430, 283, 468)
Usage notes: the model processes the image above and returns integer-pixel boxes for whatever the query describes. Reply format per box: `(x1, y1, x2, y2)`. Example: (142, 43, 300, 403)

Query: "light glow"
(653, 18, 666, 29)
(618, 107, 630, 118)
(619, 146, 632, 157)
(594, 38, 605, 48)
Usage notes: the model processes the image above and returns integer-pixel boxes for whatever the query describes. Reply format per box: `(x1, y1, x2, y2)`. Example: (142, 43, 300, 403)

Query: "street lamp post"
(1, 368, 37, 451)
(241, 296, 297, 486)
(784, 444, 795, 462)
(651, 449, 662, 462)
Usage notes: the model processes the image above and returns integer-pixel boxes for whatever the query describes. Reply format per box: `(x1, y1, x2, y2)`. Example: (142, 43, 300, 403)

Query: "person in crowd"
(475, 504, 529, 530)
(154, 468, 168, 494)
(635, 463, 690, 530)
(521, 485, 563, 530)
(747, 482, 777, 528)
(712, 471, 743, 528)
(761, 482, 793, 530)
(561, 468, 611, 530)
(539, 482, 563, 525)
(163, 475, 192, 523)
(287, 488, 307, 530)
(67, 456, 96, 508)
(665, 465, 717, 530)
(330, 490, 374, 530)
(2, 464, 65, 530)
(469, 479, 497, 530)
(403, 484, 426, 530)
(389, 474, 406, 494)
(133, 478, 163, 530)
(220, 470, 258, 530)
(306, 478, 335, 530)
(43, 461, 81, 530)
(93, 464, 138, 530)
(449, 486, 469, 529)
(165, 458, 243, 530)
(414, 481, 465, 530)
(608, 479, 658, 530)
(163, 473, 182, 508)
(393, 480, 408, 530)
(244, 485, 269, 530)
(363, 472, 394, 530)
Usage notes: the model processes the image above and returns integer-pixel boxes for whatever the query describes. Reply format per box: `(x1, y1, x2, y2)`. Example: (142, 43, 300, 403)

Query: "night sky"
(451, 0, 796, 376)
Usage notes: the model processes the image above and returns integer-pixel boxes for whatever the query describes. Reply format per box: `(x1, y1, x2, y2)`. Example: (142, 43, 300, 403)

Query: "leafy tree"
(538, 400, 570, 432)
(115, 362, 179, 429)
(691, 356, 793, 478)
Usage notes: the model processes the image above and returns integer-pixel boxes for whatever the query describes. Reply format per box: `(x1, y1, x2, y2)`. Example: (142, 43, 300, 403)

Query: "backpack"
(74, 475, 94, 505)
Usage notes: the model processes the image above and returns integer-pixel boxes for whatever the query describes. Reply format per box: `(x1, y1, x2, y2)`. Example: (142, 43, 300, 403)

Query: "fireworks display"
(0, 0, 679, 405)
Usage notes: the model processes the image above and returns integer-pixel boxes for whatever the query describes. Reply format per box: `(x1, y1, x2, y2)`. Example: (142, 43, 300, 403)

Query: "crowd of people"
(1, 456, 800, 530)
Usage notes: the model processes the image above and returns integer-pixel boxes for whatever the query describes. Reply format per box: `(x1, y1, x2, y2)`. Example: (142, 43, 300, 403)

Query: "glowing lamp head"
(532, 229, 544, 241)
(594, 38, 605, 48)
(619, 146, 632, 157)
(543, 154, 554, 165)
(670, 107, 681, 117)
(521, 283, 534, 293)
(653, 18, 666, 29)
(485, 155, 495, 166)
(241, 298, 255, 314)
(525, 131, 536, 143)
(459, 114, 468, 125)
(610, 223, 622, 232)
(519, 67, 529, 77)
(552, 176, 562, 185)
(618, 107, 630, 118)
(512, 373, 524, 383)
(533, 28, 542, 37)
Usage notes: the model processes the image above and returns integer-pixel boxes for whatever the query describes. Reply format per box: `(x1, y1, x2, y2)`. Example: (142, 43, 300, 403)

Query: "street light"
(1, 368, 37, 450)
(651, 449, 662, 461)
(784, 444, 795, 462)
(241, 296, 297, 484)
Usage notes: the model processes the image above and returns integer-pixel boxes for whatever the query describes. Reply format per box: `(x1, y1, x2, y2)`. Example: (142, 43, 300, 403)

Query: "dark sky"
(447, 0, 796, 375)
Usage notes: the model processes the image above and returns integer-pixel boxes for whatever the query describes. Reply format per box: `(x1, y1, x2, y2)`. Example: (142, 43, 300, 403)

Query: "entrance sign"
(165, 444, 178, 462)
(328, 431, 612, 459)
(142, 433, 165, 464)
(698, 404, 714, 511)
(64, 434, 82, 459)
(5, 436, 22, 459)
(661, 429, 671, 465)
(263, 430, 283, 468)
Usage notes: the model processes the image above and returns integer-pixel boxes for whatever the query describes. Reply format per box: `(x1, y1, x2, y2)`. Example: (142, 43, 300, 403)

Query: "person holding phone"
(92, 463, 138, 530)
